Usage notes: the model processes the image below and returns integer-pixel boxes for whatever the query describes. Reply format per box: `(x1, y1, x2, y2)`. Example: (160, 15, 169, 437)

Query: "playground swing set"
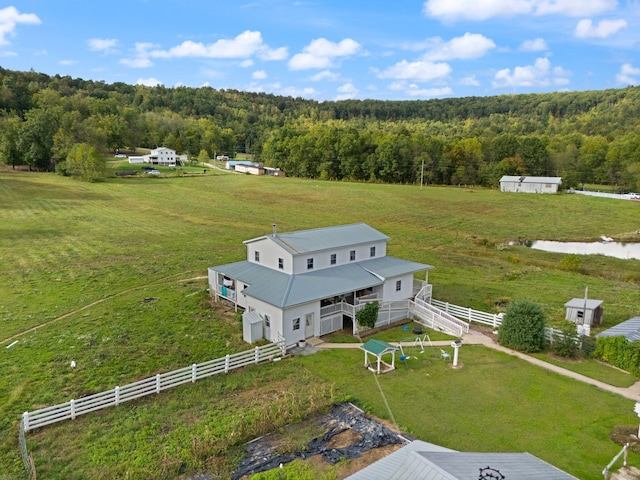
(397, 329, 435, 368)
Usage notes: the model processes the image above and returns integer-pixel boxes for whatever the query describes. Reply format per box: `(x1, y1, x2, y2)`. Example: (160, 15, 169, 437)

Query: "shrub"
(356, 301, 379, 329)
(551, 326, 578, 358)
(559, 254, 582, 272)
(497, 299, 546, 353)
(593, 336, 640, 376)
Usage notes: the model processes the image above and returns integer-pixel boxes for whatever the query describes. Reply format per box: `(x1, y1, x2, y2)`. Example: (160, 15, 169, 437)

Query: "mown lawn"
(1, 171, 639, 478)
(297, 346, 640, 480)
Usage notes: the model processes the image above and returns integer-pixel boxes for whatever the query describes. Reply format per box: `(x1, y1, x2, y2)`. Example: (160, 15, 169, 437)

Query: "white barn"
(208, 223, 432, 347)
(500, 176, 562, 194)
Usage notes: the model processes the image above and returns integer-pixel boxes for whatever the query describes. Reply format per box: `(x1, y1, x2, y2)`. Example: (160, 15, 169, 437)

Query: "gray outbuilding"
(596, 317, 640, 341)
(500, 176, 562, 193)
(564, 298, 604, 326)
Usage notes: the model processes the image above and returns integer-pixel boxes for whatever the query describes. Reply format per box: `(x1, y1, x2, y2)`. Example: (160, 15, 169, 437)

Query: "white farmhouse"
(208, 223, 433, 346)
(500, 176, 562, 194)
(148, 147, 176, 166)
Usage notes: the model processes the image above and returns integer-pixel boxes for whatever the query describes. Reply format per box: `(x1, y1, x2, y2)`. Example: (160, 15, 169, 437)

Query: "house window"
(255, 251, 260, 262)
(293, 318, 301, 330)
(264, 315, 270, 327)
(395, 280, 402, 291)
(278, 258, 284, 270)
(370, 246, 376, 257)
(307, 258, 314, 270)
(330, 253, 337, 265)
(350, 250, 356, 261)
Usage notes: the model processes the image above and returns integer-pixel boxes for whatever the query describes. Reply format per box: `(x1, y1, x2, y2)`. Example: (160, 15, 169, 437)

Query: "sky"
(1, 1, 640, 102)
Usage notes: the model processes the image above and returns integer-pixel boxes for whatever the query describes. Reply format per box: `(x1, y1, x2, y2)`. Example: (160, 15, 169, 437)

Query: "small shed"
(564, 298, 604, 326)
(596, 317, 640, 342)
(500, 176, 562, 194)
(242, 311, 264, 343)
(360, 339, 398, 374)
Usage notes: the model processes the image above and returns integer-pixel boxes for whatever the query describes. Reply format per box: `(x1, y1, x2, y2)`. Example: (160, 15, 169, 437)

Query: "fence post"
(255, 346, 260, 364)
(22, 412, 29, 432)
(225, 354, 230, 373)
(115, 386, 120, 405)
(445, 302, 449, 313)
(468, 308, 472, 324)
(192, 364, 197, 383)
(156, 374, 161, 393)
(70, 399, 76, 420)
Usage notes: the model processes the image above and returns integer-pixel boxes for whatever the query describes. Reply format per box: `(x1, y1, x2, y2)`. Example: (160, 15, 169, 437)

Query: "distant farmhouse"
(226, 160, 285, 177)
(208, 223, 432, 347)
(500, 176, 562, 194)
(128, 147, 180, 166)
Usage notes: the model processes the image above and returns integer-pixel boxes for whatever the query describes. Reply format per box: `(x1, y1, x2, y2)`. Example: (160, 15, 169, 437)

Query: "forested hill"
(1, 67, 640, 190)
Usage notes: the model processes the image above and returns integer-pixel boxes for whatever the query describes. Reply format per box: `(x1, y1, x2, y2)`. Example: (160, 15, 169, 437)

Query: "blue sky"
(1, 1, 640, 101)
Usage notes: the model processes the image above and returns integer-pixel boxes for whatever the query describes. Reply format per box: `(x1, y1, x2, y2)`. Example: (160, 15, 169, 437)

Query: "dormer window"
(350, 250, 356, 261)
(370, 246, 376, 257)
(307, 258, 314, 270)
(255, 251, 260, 262)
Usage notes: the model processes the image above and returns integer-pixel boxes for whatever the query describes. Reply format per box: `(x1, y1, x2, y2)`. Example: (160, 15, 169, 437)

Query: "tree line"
(1, 67, 639, 190)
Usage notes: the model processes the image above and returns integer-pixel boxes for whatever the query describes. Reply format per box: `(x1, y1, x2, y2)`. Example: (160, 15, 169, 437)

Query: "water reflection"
(518, 240, 640, 260)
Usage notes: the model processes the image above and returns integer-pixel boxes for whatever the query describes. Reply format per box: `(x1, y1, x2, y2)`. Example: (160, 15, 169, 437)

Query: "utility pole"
(420, 157, 424, 190)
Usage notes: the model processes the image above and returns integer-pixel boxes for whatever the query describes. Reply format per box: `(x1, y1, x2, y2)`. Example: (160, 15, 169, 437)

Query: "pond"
(518, 240, 640, 260)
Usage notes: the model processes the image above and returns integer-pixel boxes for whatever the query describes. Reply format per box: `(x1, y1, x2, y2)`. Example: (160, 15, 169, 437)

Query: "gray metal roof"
(596, 317, 640, 341)
(347, 443, 578, 480)
(346, 440, 453, 480)
(500, 175, 563, 184)
(209, 256, 431, 309)
(391, 452, 579, 480)
(244, 223, 390, 255)
(564, 298, 603, 310)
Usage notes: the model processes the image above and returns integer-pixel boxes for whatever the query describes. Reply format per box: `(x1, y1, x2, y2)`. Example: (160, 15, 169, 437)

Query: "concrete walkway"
(307, 331, 640, 402)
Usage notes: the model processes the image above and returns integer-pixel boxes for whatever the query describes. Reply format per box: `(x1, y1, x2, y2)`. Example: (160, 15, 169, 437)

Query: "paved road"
(309, 330, 640, 402)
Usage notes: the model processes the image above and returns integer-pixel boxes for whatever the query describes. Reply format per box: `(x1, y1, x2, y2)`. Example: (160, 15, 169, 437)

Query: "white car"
(114, 154, 127, 158)
(629, 193, 640, 200)
(146, 169, 161, 175)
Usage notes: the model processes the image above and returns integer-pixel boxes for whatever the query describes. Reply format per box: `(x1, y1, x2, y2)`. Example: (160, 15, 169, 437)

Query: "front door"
(305, 313, 314, 338)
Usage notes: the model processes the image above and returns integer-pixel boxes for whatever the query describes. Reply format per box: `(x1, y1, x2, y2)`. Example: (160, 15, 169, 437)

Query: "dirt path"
(0, 274, 208, 346)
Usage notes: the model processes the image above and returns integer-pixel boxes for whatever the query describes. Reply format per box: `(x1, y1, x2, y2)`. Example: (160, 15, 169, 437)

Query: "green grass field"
(1, 170, 639, 479)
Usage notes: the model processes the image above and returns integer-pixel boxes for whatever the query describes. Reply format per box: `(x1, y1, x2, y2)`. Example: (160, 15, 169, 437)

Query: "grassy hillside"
(1, 171, 639, 478)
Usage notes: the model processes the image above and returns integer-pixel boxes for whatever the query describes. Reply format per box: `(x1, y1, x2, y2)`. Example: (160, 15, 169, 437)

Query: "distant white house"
(208, 223, 432, 346)
(128, 156, 144, 164)
(148, 147, 176, 166)
(226, 161, 285, 177)
(500, 176, 562, 194)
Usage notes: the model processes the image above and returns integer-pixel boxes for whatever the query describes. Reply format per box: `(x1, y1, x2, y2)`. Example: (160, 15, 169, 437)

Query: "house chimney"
(272, 224, 277, 236)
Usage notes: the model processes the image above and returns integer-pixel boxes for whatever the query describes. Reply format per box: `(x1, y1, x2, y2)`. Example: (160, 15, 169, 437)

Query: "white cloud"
(0, 6, 40, 45)
(459, 75, 480, 86)
(87, 38, 118, 54)
(335, 82, 359, 100)
(288, 38, 360, 70)
(310, 70, 340, 81)
(150, 30, 286, 61)
(252, 70, 267, 79)
(59, 59, 77, 66)
(574, 19, 627, 39)
(136, 77, 163, 87)
(239, 59, 254, 68)
(616, 63, 640, 85)
(519, 38, 548, 51)
(0, 50, 17, 57)
(423, 0, 616, 21)
(120, 42, 159, 68)
(389, 80, 453, 97)
(423, 33, 495, 61)
(378, 60, 452, 82)
(493, 57, 571, 87)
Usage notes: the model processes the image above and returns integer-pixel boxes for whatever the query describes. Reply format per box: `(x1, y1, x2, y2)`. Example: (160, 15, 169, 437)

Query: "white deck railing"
(22, 341, 285, 432)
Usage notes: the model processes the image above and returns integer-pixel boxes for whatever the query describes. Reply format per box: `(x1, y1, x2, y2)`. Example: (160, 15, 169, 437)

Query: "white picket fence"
(412, 298, 469, 337)
(431, 299, 503, 328)
(22, 341, 285, 432)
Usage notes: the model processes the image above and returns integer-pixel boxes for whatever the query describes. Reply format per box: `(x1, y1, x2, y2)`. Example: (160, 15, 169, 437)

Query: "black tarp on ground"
(232, 402, 408, 479)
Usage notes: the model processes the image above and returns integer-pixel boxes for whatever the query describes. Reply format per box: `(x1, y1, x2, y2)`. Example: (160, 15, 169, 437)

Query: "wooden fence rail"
(431, 299, 503, 328)
(22, 342, 285, 432)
